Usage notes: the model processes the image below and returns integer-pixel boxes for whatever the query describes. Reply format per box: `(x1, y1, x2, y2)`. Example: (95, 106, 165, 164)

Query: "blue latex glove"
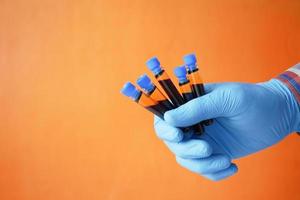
(154, 79, 300, 181)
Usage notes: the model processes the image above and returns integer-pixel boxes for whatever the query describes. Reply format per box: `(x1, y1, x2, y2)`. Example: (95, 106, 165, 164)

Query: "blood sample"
(174, 66, 204, 135)
(136, 74, 174, 110)
(173, 66, 194, 102)
(136, 75, 191, 133)
(183, 54, 213, 125)
(146, 57, 185, 107)
(121, 82, 167, 119)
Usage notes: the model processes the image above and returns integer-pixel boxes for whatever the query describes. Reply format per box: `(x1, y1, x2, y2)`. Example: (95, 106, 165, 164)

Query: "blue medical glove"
(154, 79, 300, 181)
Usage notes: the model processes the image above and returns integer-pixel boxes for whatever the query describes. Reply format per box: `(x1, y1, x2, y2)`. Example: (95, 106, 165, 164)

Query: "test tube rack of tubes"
(121, 53, 213, 135)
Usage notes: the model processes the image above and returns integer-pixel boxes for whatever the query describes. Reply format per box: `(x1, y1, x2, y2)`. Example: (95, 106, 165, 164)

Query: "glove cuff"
(276, 63, 300, 103)
(275, 63, 300, 133)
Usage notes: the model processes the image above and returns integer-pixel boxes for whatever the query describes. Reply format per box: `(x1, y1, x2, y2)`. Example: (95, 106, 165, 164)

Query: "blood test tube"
(146, 57, 185, 107)
(136, 75, 192, 133)
(183, 54, 213, 125)
(174, 66, 204, 135)
(121, 82, 168, 119)
(173, 66, 194, 102)
(136, 74, 174, 110)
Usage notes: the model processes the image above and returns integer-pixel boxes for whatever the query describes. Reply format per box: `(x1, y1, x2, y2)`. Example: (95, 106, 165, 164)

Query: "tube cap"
(120, 82, 141, 100)
(146, 57, 162, 75)
(183, 53, 198, 71)
(136, 74, 155, 93)
(173, 66, 188, 83)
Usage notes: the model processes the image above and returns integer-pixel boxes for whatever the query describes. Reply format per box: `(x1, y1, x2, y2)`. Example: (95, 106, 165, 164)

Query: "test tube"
(136, 74, 174, 110)
(146, 57, 185, 107)
(183, 54, 213, 125)
(173, 66, 194, 102)
(121, 82, 168, 119)
(137, 75, 191, 133)
(174, 66, 204, 135)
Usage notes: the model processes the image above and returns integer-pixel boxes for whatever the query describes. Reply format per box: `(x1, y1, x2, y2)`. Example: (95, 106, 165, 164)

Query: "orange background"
(0, 0, 300, 200)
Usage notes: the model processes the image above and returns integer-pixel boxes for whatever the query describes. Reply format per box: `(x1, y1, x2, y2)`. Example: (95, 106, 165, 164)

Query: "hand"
(154, 79, 300, 181)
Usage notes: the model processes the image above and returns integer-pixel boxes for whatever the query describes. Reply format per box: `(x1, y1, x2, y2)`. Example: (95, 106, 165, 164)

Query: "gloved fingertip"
(204, 163, 238, 181)
(157, 129, 184, 143)
(164, 110, 178, 127)
(154, 115, 184, 142)
(197, 141, 213, 158)
(166, 129, 184, 143)
(165, 139, 213, 159)
(218, 154, 232, 169)
(180, 140, 213, 158)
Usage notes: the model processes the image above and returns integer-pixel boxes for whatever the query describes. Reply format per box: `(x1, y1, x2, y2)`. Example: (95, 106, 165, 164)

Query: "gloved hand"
(154, 79, 300, 181)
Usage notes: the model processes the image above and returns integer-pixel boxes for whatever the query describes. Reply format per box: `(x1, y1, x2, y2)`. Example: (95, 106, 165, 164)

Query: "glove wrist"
(274, 63, 300, 133)
(262, 79, 300, 135)
(276, 80, 300, 133)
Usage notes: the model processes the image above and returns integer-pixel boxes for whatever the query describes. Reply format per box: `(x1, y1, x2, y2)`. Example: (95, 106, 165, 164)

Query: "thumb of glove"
(164, 91, 222, 127)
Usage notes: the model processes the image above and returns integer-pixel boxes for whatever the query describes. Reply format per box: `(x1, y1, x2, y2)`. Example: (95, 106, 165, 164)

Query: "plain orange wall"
(0, 0, 299, 200)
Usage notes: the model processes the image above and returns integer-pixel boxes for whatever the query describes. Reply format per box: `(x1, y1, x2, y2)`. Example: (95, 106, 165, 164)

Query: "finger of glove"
(164, 139, 212, 159)
(176, 154, 232, 174)
(154, 115, 184, 142)
(164, 93, 220, 127)
(203, 163, 238, 181)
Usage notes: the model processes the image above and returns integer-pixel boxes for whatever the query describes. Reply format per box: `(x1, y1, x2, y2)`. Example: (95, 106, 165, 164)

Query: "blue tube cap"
(120, 82, 141, 100)
(183, 53, 198, 71)
(146, 57, 162, 75)
(174, 66, 187, 77)
(174, 66, 188, 83)
(183, 53, 197, 65)
(136, 74, 155, 93)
